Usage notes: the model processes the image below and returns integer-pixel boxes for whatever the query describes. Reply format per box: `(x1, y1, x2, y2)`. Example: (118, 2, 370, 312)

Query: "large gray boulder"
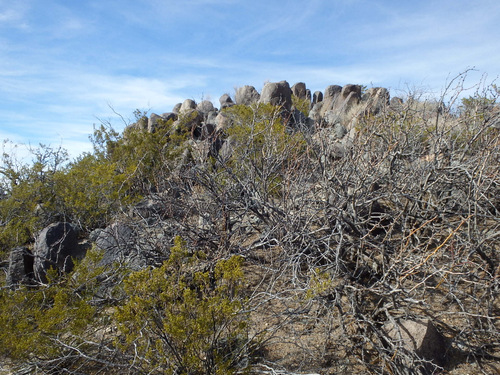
(172, 103, 182, 114)
(6, 246, 34, 287)
(291, 82, 307, 99)
(309, 102, 323, 124)
(148, 113, 162, 133)
(196, 100, 217, 125)
(196, 100, 215, 115)
(215, 111, 231, 132)
(319, 85, 342, 117)
(318, 84, 362, 124)
(362, 87, 390, 115)
(94, 223, 150, 270)
(180, 99, 197, 113)
(87, 222, 168, 297)
(336, 84, 361, 111)
(313, 91, 323, 104)
(219, 94, 234, 109)
(33, 222, 82, 283)
(235, 85, 260, 105)
(161, 112, 178, 123)
(206, 110, 218, 125)
(259, 80, 292, 111)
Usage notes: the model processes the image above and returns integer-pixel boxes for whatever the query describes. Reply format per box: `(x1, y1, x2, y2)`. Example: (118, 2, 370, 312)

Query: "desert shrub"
(1, 79, 499, 375)
(0, 113, 192, 255)
(292, 94, 311, 116)
(115, 236, 250, 375)
(0, 144, 69, 253)
(450, 92, 499, 152)
(0, 145, 138, 255)
(92, 116, 190, 194)
(54, 153, 137, 231)
(0, 247, 129, 373)
(221, 103, 306, 197)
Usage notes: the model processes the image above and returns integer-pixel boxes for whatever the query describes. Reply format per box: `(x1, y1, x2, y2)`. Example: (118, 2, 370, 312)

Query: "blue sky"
(1, 0, 499, 159)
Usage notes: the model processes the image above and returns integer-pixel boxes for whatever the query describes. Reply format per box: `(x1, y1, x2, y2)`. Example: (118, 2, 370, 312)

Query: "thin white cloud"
(0, 1, 30, 29)
(0, 9, 18, 22)
(352, 1, 500, 53)
(0, 59, 210, 157)
(0, 2, 26, 22)
(1, 0, 499, 161)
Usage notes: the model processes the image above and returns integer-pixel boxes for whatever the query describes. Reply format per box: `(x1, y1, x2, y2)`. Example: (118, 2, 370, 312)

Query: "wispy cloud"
(0, 1, 30, 30)
(1, 0, 499, 160)
(0, 55, 213, 156)
(0, 2, 26, 22)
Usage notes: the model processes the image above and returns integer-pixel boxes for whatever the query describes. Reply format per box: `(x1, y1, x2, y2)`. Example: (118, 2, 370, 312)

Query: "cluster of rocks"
(6, 222, 84, 285)
(138, 81, 402, 136)
(125, 80, 404, 164)
(6, 220, 167, 288)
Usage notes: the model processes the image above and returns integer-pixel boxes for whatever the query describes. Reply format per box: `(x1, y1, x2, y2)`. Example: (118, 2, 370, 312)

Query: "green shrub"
(115, 236, 250, 375)
(0, 148, 138, 254)
(0, 144, 69, 252)
(221, 103, 306, 198)
(0, 115, 191, 254)
(292, 94, 311, 116)
(93, 116, 189, 194)
(54, 153, 137, 231)
(0, 248, 108, 364)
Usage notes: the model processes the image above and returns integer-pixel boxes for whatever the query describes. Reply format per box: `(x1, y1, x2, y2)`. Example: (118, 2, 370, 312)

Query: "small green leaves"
(116, 239, 249, 374)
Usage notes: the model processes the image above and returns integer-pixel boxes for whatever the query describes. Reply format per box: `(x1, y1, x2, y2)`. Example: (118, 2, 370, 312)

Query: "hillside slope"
(1, 79, 499, 374)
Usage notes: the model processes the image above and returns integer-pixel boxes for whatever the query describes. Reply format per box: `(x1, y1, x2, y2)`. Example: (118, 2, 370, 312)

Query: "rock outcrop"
(235, 85, 260, 105)
(180, 99, 197, 113)
(6, 246, 34, 287)
(196, 100, 215, 115)
(148, 113, 163, 133)
(93, 222, 157, 271)
(319, 85, 342, 118)
(259, 80, 293, 111)
(291, 82, 307, 99)
(120, 80, 402, 165)
(33, 222, 83, 283)
(362, 87, 390, 115)
(312, 90, 323, 105)
(219, 93, 234, 109)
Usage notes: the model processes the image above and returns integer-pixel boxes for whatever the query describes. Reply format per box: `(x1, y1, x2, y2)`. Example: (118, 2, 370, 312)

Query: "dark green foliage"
(0, 248, 103, 362)
(116, 236, 250, 375)
(0, 143, 136, 254)
(0, 144, 69, 252)
(291, 94, 311, 116)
